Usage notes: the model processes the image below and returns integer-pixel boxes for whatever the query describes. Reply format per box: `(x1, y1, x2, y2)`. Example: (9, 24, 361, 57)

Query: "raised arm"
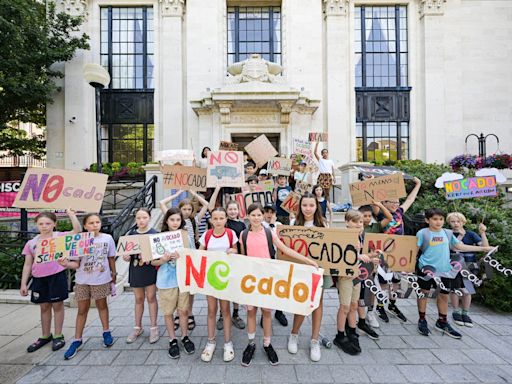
(401, 177, 421, 213)
(207, 186, 221, 212)
(478, 224, 489, 247)
(159, 189, 184, 213)
(314, 141, 320, 161)
(189, 188, 214, 221)
(67, 208, 82, 234)
(372, 201, 393, 228)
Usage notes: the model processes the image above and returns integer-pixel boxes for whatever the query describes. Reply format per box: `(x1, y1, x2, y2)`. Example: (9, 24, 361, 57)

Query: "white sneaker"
(287, 333, 299, 354)
(201, 341, 216, 362)
(310, 339, 321, 362)
(223, 341, 235, 362)
(367, 311, 380, 328)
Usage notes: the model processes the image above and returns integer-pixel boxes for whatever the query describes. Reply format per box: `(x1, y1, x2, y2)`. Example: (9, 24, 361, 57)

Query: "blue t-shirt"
(156, 260, 178, 289)
(454, 230, 482, 262)
(417, 228, 459, 273)
(275, 186, 292, 216)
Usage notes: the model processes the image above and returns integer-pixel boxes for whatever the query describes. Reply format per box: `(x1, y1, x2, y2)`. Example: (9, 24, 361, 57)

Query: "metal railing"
(0, 231, 38, 289)
(0, 156, 46, 168)
(102, 179, 146, 211)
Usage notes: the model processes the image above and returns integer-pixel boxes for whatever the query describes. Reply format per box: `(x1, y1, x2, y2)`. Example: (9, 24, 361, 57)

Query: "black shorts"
(377, 273, 401, 285)
(416, 268, 462, 295)
(30, 270, 69, 304)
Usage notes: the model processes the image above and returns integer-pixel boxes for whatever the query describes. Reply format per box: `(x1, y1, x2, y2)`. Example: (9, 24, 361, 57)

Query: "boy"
(245, 161, 256, 178)
(273, 175, 292, 225)
(416, 208, 494, 338)
(258, 169, 269, 182)
(246, 175, 260, 192)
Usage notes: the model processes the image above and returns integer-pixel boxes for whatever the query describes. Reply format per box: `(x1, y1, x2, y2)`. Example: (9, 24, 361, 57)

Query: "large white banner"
(176, 249, 324, 316)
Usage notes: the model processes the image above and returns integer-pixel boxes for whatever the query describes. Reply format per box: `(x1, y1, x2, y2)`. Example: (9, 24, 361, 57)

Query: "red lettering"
(42, 175, 64, 203)
(185, 255, 207, 288)
(367, 240, 382, 252)
(209, 152, 222, 165)
(224, 151, 238, 163)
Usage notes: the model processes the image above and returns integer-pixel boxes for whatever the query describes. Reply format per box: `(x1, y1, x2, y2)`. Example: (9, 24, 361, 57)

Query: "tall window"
(227, 6, 281, 65)
(100, 7, 154, 163)
(355, 6, 410, 162)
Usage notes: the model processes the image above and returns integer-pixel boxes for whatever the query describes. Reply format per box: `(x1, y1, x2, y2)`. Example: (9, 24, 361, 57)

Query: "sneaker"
(462, 314, 473, 328)
(388, 304, 407, 322)
(417, 319, 431, 336)
(216, 316, 224, 331)
(366, 311, 380, 328)
(103, 331, 114, 347)
(126, 327, 143, 344)
(435, 321, 462, 339)
(241, 342, 256, 367)
(310, 339, 321, 362)
(452, 312, 464, 326)
(348, 333, 361, 354)
(223, 341, 235, 362)
(377, 306, 389, 323)
(27, 336, 52, 353)
(64, 340, 83, 360)
(357, 322, 379, 340)
(201, 340, 216, 362)
(168, 339, 180, 359)
(52, 335, 65, 351)
(149, 326, 160, 344)
(263, 343, 279, 365)
(287, 333, 299, 354)
(275, 310, 288, 327)
(232, 314, 246, 329)
(181, 336, 195, 354)
(333, 335, 359, 356)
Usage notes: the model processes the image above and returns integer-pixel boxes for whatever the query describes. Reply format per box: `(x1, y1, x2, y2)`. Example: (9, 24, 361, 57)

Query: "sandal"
(174, 316, 180, 331)
(52, 335, 65, 351)
(223, 341, 235, 362)
(27, 335, 52, 353)
(126, 327, 143, 344)
(149, 326, 160, 344)
(188, 315, 196, 331)
(201, 340, 216, 362)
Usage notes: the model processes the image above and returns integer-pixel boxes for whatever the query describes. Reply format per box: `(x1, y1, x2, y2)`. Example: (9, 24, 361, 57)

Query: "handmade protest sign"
(444, 176, 497, 200)
(277, 226, 361, 277)
(363, 233, 417, 273)
(219, 141, 239, 151)
(280, 191, 301, 216)
(146, 230, 189, 262)
(349, 173, 406, 206)
(293, 139, 312, 158)
(350, 164, 412, 180)
(13, 168, 108, 212)
(206, 150, 244, 188)
(244, 135, 278, 168)
(259, 180, 274, 192)
(230, 191, 274, 219)
(177, 249, 324, 316)
(160, 165, 207, 191)
(35, 233, 95, 264)
(295, 180, 313, 195)
(267, 158, 292, 176)
(309, 132, 328, 142)
(116, 235, 151, 258)
(155, 149, 194, 162)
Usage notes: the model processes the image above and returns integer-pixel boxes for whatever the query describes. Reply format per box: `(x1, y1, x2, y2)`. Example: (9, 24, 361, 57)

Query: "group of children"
(20, 156, 495, 366)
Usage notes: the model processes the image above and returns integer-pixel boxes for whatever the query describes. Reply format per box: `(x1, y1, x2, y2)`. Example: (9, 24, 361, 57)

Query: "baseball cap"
(264, 204, 276, 212)
(259, 169, 268, 175)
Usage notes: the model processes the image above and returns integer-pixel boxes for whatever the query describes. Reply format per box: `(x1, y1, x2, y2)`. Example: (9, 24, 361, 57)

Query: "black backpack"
(403, 212, 428, 236)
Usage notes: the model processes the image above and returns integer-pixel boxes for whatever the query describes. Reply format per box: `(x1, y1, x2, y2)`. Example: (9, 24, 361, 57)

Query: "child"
(377, 176, 422, 323)
(246, 175, 260, 192)
(333, 210, 372, 356)
(314, 142, 335, 200)
(199, 207, 238, 362)
(20, 210, 81, 353)
(447, 212, 489, 327)
(151, 208, 195, 358)
(287, 193, 329, 362)
(258, 169, 269, 182)
(239, 203, 318, 366)
(245, 161, 256, 178)
(122, 208, 159, 344)
(313, 185, 333, 226)
(61, 213, 117, 360)
(273, 175, 292, 225)
(294, 162, 312, 184)
(416, 208, 494, 338)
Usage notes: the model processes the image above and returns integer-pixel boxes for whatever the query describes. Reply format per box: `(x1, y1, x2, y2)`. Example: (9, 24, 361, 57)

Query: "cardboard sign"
(349, 173, 406, 206)
(444, 176, 497, 200)
(155, 149, 194, 162)
(277, 226, 361, 277)
(35, 233, 95, 264)
(309, 132, 328, 142)
(116, 234, 150, 258)
(13, 168, 108, 212)
(259, 180, 275, 192)
(147, 230, 189, 262)
(244, 135, 278, 168)
(293, 139, 312, 158)
(230, 191, 274, 219)
(350, 165, 413, 180)
(363, 233, 418, 273)
(160, 165, 207, 191)
(280, 191, 301, 215)
(177, 248, 324, 316)
(267, 158, 292, 176)
(219, 141, 239, 151)
(206, 150, 244, 188)
(295, 180, 313, 195)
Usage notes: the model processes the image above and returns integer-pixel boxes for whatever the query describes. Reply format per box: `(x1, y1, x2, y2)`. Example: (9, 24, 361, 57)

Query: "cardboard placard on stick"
(219, 141, 239, 151)
(444, 176, 497, 200)
(244, 135, 278, 168)
(362, 233, 417, 273)
(35, 233, 95, 264)
(155, 149, 194, 162)
(349, 173, 406, 206)
(230, 191, 274, 219)
(160, 165, 207, 191)
(12, 168, 108, 212)
(280, 191, 301, 215)
(206, 150, 245, 188)
(277, 226, 361, 277)
(309, 132, 328, 142)
(267, 157, 292, 176)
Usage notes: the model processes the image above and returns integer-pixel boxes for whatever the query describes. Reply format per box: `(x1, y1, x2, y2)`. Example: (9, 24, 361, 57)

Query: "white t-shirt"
(75, 233, 116, 286)
(199, 229, 238, 252)
(318, 158, 334, 174)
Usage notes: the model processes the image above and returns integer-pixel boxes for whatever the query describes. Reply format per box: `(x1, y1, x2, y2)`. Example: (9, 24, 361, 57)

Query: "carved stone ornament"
(419, 0, 447, 17)
(323, 0, 350, 17)
(160, 0, 185, 17)
(218, 103, 232, 124)
(58, 0, 88, 17)
(278, 101, 294, 124)
(227, 54, 283, 84)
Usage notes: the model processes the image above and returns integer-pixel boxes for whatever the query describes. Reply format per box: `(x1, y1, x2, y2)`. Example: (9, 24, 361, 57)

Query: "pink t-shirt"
(22, 232, 67, 278)
(245, 227, 277, 259)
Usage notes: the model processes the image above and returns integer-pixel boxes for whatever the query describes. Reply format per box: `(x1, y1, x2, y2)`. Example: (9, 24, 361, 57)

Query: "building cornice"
(160, 0, 185, 17)
(419, 0, 447, 18)
(57, 0, 88, 17)
(323, 0, 350, 17)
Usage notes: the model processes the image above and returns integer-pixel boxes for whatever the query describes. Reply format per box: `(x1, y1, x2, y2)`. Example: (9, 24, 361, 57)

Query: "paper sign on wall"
(219, 141, 239, 151)
(230, 191, 274, 219)
(177, 248, 324, 316)
(155, 150, 194, 162)
(349, 173, 406, 206)
(206, 150, 245, 188)
(444, 176, 497, 200)
(362, 233, 418, 273)
(309, 132, 328, 142)
(13, 168, 108, 212)
(279, 191, 301, 215)
(35, 233, 95, 264)
(277, 226, 361, 277)
(267, 158, 292, 176)
(160, 165, 207, 191)
(244, 135, 279, 168)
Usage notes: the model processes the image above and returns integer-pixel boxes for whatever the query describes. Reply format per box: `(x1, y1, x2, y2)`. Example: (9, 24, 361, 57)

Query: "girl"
(313, 185, 333, 226)
(287, 192, 328, 362)
(20, 209, 81, 353)
(122, 208, 159, 344)
(199, 207, 238, 362)
(151, 208, 195, 358)
(447, 212, 489, 327)
(61, 213, 117, 360)
(239, 203, 319, 367)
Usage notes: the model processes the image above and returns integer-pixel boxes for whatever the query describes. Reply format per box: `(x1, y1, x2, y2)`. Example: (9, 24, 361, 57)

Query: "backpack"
(418, 228, 455, 254)
(204, 228, 235, 250)
(240, 227, 276, 259)
(403, 212, 428, 236)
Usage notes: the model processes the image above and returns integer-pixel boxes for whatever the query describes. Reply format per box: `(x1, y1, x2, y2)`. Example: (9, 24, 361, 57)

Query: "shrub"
(85, 162, 146, 179)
